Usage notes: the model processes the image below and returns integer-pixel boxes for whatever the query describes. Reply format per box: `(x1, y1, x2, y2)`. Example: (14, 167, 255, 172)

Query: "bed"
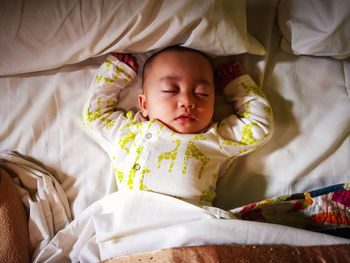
(0, 0, 349, 262)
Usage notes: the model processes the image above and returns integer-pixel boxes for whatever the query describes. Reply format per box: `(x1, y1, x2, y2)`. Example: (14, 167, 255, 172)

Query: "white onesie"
(82, 55, 273, 206)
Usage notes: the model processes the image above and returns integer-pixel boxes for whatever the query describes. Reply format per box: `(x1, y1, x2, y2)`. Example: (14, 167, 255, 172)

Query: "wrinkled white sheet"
(0, 0, 265, 75)
(214, 0, 350, 209)
(33, 190, 350, 262)
(0, 151, 71, 259)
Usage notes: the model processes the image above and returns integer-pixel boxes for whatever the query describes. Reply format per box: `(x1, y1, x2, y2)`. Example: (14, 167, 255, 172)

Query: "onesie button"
(133, 164, 141, 170)
(145, 133, 152, 139)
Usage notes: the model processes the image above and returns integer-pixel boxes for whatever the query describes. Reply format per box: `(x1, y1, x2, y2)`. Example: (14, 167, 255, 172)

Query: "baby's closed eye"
(161, 84, 179, 93)
(194, 86, 210, 97)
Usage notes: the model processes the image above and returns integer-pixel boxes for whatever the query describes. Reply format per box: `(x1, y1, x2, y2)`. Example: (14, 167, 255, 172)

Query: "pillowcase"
(0, 0, 266, 76)
(278, 0, 350, 59)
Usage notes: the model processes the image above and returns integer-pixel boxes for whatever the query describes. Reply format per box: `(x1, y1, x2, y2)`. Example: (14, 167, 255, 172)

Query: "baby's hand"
(215, 61, 244, 90)
(111, 53, 138, 73)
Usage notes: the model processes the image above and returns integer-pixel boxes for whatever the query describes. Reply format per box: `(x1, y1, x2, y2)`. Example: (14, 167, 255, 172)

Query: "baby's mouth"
(175, 114, 195, 122)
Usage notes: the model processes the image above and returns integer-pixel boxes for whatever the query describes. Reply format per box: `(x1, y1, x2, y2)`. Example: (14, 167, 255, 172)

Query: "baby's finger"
(124, 54, 131, 64)
(111, 52, 119, 59)
(130, 60, 138, 72)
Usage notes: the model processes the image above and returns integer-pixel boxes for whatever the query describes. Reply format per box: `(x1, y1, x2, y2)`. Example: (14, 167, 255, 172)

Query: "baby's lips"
(175, 114, 196, 121)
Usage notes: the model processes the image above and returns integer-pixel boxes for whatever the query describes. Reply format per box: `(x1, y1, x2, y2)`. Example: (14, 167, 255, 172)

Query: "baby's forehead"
(142, 48, 214, 90)
(155, 49, 211, 65)
(147, 50, 213, 74)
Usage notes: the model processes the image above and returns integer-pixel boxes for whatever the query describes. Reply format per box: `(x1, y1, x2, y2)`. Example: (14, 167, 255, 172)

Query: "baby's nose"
(179, 92, 195, 109)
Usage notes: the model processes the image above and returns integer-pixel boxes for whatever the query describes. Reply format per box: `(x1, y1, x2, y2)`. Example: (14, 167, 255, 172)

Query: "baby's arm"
(82, 54, 138, 145)
(216, 62, 274, 157)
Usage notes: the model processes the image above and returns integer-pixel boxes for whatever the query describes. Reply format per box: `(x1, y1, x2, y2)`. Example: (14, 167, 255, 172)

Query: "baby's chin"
(173, 126, 205, 134)
(158, 119, 208, 134)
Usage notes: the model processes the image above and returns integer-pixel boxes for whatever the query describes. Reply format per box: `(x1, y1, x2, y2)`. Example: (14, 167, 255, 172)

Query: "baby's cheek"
(148, 104, 168, 120)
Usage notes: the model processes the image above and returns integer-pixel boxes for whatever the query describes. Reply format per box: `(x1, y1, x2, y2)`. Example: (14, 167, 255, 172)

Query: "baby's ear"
(138, 94, 148, 118)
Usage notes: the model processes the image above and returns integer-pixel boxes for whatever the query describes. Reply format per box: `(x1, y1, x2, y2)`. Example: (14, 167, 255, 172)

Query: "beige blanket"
(104, 244, 350, 263)
(0, 167, 30, 262)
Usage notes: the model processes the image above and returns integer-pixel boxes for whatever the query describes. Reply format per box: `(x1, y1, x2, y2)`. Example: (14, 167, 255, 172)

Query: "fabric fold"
(0, 151, 72, 259)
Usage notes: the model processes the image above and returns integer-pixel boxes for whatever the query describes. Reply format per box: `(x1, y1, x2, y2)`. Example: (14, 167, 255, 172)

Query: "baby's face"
(139, 50, 215, 134)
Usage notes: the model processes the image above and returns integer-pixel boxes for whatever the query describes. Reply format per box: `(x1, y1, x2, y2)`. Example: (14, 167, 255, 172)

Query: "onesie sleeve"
(217, 74, 274, 157)
(82, 55, 138, 145)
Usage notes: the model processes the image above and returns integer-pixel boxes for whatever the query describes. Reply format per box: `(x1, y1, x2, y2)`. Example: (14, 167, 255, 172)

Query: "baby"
(82, 46, 273, 206)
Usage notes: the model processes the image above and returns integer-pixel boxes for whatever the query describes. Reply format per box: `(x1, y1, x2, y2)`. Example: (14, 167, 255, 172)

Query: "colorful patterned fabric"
(230, 183, 350, 232)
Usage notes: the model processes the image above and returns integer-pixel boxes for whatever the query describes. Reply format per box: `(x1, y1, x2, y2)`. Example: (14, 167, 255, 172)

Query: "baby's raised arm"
(215, 62, 274, 157)
(82, 54, 138, 145)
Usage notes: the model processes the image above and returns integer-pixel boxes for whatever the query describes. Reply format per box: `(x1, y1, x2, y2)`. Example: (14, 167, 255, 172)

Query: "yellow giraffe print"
(157, 124, 164, 134)
(241, 103, 272, 119)
(125, 146, 152, 191)
(200, 191, 216, 204)
(239, 82, 267, 119)
(221, 122, 270, 155)
(182, 135, 209, 179)
(86, 97, 115, 130)
(114, 168, 124, 184)
(127, 145, 144, 189)
(126, 111, 134, 121)
(241, 102, 252, 118)
(147, 119, 156, 129)
(95, 60, 112, 83)
(157, 139, 181, 173)
(120, 120, 143, 133)
(140, 167, 153, 192)
(242, 82, 265, 98)
(264, 105, 272, 115)
(96, 59, 132, 85)
(82, 98, 88, 127)
(119, 130, 136, 154)
(241, 122, 259, 145)
(222, 122, 260, 147)
(199, 173, 218, 204)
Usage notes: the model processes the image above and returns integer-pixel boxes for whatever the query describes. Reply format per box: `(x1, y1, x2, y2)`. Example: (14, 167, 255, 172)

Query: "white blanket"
(34, 190, 350, 262)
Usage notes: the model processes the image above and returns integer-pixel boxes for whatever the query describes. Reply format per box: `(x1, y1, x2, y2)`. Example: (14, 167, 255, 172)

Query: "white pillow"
(278, 0, 350, 59)
(0, 0, 266, 76)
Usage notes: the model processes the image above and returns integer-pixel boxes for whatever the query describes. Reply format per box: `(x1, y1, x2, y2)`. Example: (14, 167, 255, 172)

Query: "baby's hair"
(141, 45, 213, 90)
